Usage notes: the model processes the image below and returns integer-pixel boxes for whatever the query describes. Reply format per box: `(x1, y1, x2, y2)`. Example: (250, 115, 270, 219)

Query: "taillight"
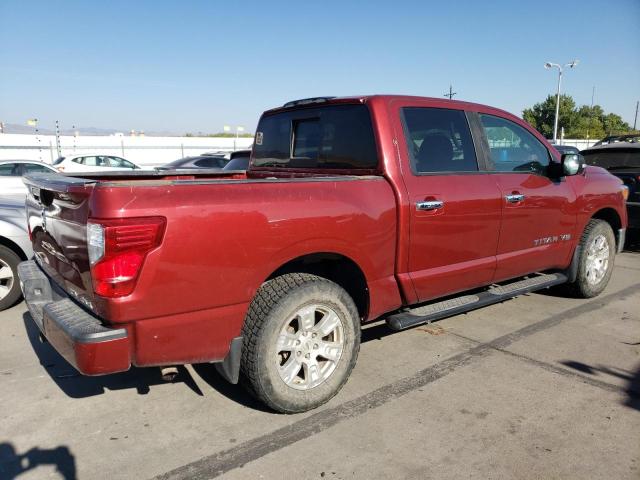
(87, 217, 166, 298)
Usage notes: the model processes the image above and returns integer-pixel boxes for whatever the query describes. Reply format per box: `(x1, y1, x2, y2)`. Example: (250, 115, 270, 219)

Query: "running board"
(386, 273, 568, 331)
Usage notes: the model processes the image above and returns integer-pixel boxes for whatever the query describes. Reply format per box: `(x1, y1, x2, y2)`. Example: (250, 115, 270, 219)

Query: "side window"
(83, 156, 108, 167)
(401, 108, 478, 173)
(108, 156, 136, 169)
(72, 157, 84, 164)
(479, 114, 551, 174)
(23, 164, 52, 173)
(0, 163, 19, 176)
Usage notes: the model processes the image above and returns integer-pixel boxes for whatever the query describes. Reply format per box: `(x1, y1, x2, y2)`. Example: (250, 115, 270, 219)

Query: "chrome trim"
(505, 194, 525, 203)
(416, 200, 444, 211)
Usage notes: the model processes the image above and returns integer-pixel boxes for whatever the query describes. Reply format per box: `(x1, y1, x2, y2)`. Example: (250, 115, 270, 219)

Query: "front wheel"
(240, 273, 360, 413)
(568, 219, 616, 298)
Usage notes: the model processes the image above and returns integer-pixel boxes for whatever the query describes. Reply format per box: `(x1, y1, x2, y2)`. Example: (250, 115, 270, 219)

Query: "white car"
(53, 154, 144, 172)
(0, 160, 57, 198)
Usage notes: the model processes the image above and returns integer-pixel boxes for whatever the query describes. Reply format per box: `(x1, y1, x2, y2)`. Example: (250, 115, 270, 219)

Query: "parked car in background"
(582, 143, 640, 230)
(0, 160, 57, 198)
(593, 134, 640, 146)
(552, 144, 580, 155)
(223, 150, 251, 170)
(157, 154, 228, 170)
(53, 154, 144, 172)
(0, 197, 32, 310)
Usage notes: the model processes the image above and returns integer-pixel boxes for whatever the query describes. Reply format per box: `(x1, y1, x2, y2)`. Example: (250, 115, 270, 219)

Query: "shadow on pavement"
(0, 442, 76, 480)
(190, 363, 272, 413)
(22, 312, 203, 398)
(560, 360, 640, 411)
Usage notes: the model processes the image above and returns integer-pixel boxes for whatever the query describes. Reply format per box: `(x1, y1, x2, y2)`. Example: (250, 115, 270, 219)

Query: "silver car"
(0, 160, 57, 198)
(0, 196, 32, 310)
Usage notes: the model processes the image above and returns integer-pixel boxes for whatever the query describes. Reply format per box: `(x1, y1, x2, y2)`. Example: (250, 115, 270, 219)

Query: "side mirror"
(560, 153, 585, 176)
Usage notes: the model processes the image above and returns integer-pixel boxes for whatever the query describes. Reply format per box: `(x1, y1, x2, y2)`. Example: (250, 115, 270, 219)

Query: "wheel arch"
(0, 236, 28, 261)
(591, 207, 623, 250)
(266, 252, 370, 321)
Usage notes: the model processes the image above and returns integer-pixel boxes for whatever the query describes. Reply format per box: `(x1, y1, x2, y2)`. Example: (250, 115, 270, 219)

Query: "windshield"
(253, 104, 378, 170)
(53, 156, 66, 165)
(161, 157, 197, 168)
(223, 156, 250, 170)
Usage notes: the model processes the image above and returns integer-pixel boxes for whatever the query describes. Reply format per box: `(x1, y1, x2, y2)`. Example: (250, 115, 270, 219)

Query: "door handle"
(505, 194, 525, 203)
(416, 200, 444, 211)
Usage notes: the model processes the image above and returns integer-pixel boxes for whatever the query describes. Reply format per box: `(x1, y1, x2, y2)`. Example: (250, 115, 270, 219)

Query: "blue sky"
(1, 0, 638, 134)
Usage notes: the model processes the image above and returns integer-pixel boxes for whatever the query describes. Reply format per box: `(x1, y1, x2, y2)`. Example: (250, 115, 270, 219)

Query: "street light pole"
(544, 60, 578, 143)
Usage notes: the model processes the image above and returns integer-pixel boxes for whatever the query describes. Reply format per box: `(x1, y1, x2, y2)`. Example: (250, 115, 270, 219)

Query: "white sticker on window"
(256, 132, 263, 145)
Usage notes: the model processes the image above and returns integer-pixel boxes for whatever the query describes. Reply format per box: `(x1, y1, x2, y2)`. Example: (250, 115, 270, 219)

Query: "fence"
(0, 133, 254, 166)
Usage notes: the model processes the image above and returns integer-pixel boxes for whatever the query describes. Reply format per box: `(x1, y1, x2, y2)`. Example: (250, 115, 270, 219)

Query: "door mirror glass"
(561, 153, 585, 176)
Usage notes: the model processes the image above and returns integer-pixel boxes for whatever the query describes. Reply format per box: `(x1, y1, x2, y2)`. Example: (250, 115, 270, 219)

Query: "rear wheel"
(0, 245, 22, 311)
(568, 219, 616, 298)
(240, 273, 360, 413)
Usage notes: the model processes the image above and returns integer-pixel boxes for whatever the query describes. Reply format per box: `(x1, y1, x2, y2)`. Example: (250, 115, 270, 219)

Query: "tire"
(0, 245, 22, 311)
(567, 219, 616, 298)
(240, 273, 360, 413)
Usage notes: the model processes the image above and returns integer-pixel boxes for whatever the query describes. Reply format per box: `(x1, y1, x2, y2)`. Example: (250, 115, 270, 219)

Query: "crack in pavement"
(153, 282, 640, 480)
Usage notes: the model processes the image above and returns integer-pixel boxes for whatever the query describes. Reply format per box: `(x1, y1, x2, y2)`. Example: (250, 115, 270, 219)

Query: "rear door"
(474, 113, 577, 281)
(395, 105, 502, 302)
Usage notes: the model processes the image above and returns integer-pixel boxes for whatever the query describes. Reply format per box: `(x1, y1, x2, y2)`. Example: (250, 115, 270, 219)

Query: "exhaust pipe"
(160, 366, 179, 382)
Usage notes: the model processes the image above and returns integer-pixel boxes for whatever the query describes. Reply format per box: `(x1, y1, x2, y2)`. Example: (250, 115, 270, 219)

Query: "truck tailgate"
(23, 173, 97, 309)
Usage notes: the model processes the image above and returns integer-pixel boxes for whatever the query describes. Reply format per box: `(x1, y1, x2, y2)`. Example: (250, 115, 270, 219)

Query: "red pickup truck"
(19, 95, 628, 413)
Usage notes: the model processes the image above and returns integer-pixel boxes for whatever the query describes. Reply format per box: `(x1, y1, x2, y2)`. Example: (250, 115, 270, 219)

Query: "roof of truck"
(265, 94, 516, 120)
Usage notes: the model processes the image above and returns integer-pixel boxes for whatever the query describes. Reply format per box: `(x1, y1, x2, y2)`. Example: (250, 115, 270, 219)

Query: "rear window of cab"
(252, 104, 378, 170)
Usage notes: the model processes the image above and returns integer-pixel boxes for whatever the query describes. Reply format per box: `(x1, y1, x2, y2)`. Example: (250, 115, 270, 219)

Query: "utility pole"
(586, 86, 595, 146)
(443, 85, 457, 100)
(634, 100, 638, 131)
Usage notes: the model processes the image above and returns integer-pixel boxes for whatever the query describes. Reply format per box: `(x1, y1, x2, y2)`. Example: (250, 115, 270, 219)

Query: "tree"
(523, 94, 576, 138)
(601, 113, 630, 136)
(522, 95, 632, 140)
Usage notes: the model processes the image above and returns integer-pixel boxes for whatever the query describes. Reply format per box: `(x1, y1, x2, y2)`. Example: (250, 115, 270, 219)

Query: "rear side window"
(401, 108, 478, 173)
(253, 104, 378, 170)
(479, 114, 550, 175)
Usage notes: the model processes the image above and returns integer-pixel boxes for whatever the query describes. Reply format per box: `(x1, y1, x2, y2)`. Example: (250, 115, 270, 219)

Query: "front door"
(397, 106, 502, 302)
(476, 113, 577, 281)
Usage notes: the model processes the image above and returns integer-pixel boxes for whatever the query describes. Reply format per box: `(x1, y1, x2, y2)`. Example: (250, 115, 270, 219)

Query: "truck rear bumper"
(17, 260, 131, 375)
